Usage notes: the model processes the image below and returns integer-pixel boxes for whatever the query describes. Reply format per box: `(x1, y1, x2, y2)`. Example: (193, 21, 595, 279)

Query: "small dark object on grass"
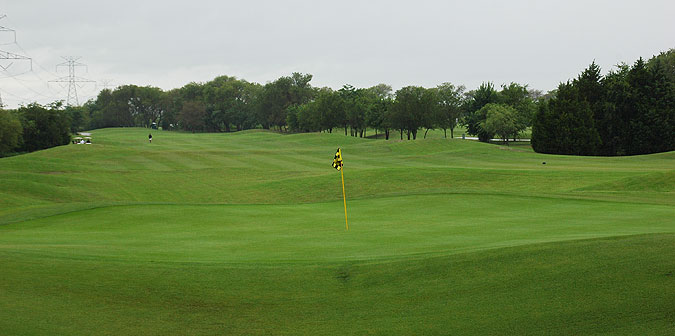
(542, 162, 546, 165)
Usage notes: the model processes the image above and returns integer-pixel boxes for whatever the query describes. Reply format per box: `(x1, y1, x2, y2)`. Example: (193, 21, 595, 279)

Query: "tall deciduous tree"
(393, 86, 435, 140)
(497, 83, 536, 140)
(128, 86, 164, 128)
(257, 73, 314, 130)
(366, 84, 393, 139)
(464, 82, 499, 142)
(17, 102, 71, 153)
(178, 100, 207, 132)
(314, 88, 343, 133)
(434, 82, 465, 138)
(480, 104, 519, 145)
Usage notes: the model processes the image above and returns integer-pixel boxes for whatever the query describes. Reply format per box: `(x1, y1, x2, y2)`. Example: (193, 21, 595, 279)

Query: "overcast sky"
(0, 0, 673, 108)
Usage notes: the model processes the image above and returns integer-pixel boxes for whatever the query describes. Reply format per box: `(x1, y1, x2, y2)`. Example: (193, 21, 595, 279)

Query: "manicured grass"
(1, 195, 673, 263)
(0, 128, 673, 335)
(1, 234, 673, 335)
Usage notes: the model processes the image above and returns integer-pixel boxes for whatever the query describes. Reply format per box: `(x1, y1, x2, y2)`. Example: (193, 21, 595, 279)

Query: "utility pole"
(49, 56, 95, 106)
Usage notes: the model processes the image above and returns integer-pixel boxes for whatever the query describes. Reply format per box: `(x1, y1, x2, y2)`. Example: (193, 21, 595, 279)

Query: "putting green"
(2, 194, 672, 263)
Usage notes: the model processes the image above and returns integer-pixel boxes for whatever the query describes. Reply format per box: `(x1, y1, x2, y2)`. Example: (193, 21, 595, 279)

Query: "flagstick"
(340, 166, 348, 230)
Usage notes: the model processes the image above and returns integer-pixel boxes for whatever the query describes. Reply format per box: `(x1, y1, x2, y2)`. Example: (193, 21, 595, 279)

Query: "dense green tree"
(627, 57, 674, 154)
(180, 82, 205, 101)
(531, 101, 557, 153)
(17, 102, 71, 153)
(129, 86, 164, 128)
(297, 102, 320, 132)
(365, 84, 393, 139)
(159, 89, 181, 130)
(202, 76, 249, 132)
(88, 89, 115, 129)
(532, 81, 600, 155)
(434, 82, 465, 138)
(534, 55, 674, 156)
(598, 65, 631, 155)
(648, 48, 675, 84)
(392, 86, 435, 140)
(234, 82, 262, 131)
(257, 73, 314, 130)
(259, 80, 286, 130)
(288, 73, 315, 106)
(339, 85, 360, 136)
(313, 88, 344, 133)
(64, 105, 89, 132)
(178, 100, 207, 132)
(497, 83, 536, 140)
(464, 82, 499, 142)
(340, 85, 376, 137)
(480, 104, 519, 145)
(0, 109, 23, 156)
(574, 62, 615, 154)
(285, 104, 301, 132)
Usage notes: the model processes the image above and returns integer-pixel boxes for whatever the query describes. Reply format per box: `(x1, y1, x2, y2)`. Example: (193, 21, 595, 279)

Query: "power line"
(3, 72, 59, 100)
(13, 40, 59, 79)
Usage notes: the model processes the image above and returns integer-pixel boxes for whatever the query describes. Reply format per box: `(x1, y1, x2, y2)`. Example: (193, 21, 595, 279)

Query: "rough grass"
(0, 128, 673, 335)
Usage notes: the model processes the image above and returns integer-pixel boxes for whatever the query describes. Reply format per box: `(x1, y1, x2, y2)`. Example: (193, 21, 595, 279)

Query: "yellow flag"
(332, 148, 348, 230)
(332, 148, 343, 170)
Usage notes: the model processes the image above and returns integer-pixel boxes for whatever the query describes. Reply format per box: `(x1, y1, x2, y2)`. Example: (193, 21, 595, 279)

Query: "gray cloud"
(1, 0, 673, 108)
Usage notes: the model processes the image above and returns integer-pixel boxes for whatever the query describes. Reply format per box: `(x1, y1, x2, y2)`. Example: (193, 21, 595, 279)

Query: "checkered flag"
(332, 148, 343, 171)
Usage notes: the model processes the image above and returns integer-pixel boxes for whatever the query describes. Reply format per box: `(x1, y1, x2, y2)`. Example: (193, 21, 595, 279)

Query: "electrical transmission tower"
(100, 78, 114, 90)
(0, 50, 31, 71)
(0, 15, 31, 72)
(49, 56, 95, 106)
(0, 14, 32, 109)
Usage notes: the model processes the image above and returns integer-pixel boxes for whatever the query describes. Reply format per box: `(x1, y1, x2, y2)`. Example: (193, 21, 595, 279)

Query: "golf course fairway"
(1, 128, 673, 335)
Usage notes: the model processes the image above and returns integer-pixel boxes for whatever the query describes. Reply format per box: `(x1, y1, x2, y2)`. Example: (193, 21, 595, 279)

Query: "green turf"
(0, 128, 673, 335)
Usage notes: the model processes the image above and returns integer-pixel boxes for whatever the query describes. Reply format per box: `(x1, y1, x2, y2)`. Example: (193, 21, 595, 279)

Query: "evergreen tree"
(629, 58, 675, 154)
(531, 100, 558, 153)
(534, 82, 600, 155)
(600, 65, 631, 155)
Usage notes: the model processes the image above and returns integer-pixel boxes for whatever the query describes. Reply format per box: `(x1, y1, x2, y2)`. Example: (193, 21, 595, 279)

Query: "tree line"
(532, 49, 674, 155)
(0, 75, 538, 157)
(78, 73, 539, 143)
(1, 49, 672, 157)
